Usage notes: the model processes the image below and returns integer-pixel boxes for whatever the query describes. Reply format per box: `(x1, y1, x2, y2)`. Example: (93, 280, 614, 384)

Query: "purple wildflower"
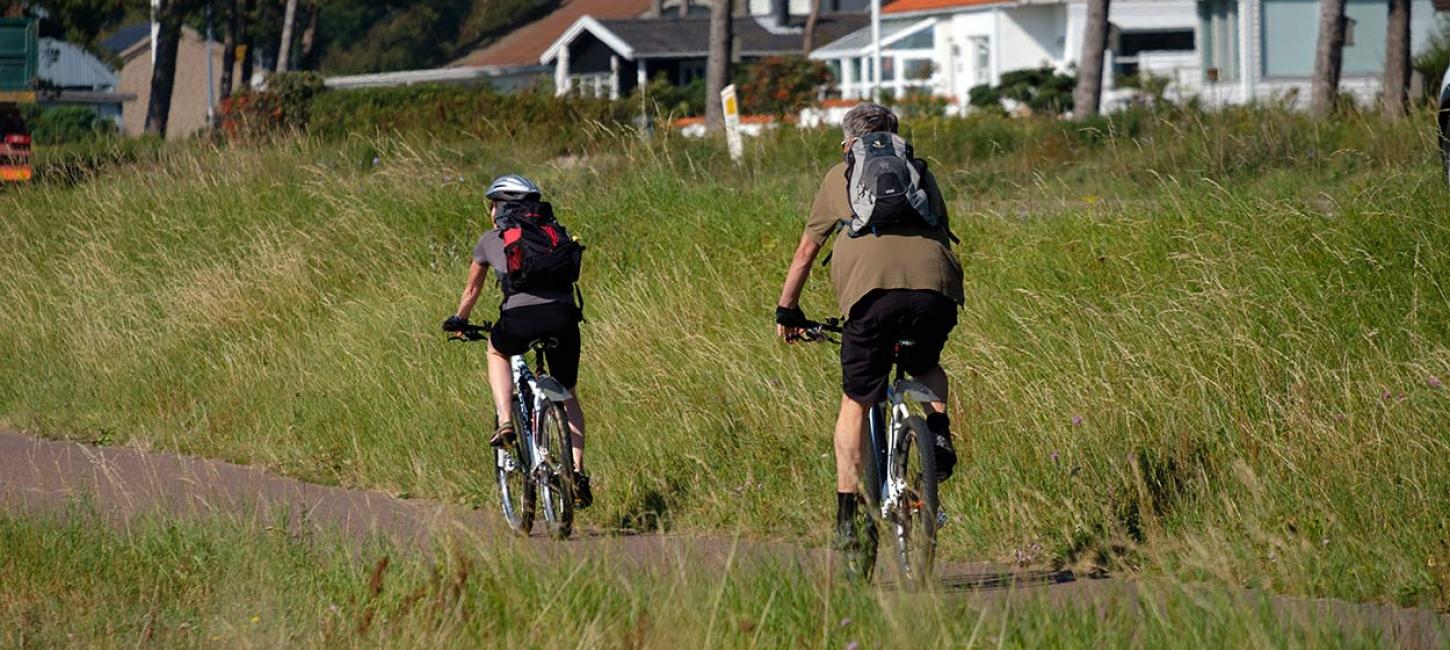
(846, 642, 860, 650)
(840, 618, 852, 627)
(1430, 376, 1443, 390)
(1050, 451, 1060, 463)
(1071, 415, 1084, 426)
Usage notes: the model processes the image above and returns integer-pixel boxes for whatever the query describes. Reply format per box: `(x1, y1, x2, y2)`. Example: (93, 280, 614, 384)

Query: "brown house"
(112, 25, 228, 139)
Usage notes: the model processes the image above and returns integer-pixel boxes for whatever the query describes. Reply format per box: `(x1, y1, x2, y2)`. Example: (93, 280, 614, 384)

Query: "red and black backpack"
(495, 200, 584, 296)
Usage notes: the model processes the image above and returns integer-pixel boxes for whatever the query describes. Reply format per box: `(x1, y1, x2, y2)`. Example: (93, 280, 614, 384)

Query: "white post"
(1238, 0, 1254, 103)
(555, 46, 571, 96)
(871, 0, 881, 101)
(637, 58, 648, 89)
(610, 55, 621, 100)
(839, 56, 854, 98)
(205, 4, 215, 125)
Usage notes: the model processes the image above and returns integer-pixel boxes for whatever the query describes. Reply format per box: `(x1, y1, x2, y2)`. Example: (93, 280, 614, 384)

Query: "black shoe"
(573, 471, 593, 509)
(833, 494, 877, 584)
(926, 413, 956, 482)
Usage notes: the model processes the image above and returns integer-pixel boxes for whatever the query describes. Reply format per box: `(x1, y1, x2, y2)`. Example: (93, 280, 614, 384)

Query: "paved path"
(1, 429, 1445, 647)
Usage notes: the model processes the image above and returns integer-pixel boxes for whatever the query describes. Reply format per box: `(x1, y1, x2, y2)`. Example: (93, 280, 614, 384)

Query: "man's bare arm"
(454, 261, 489, 320)
(778, 233, 822, 309)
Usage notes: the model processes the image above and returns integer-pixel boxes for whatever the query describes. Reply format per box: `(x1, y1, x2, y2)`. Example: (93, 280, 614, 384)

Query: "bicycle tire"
(891, 415, 938, 590)
(536, 402, 575, 540)
(496, 407, 535, 535)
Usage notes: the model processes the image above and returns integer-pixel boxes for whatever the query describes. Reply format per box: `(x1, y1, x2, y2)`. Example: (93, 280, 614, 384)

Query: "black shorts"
(490, 303, 582, 389)
(840, 289, 957, 404)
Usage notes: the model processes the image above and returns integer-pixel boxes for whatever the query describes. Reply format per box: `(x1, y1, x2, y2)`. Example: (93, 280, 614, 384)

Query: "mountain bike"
(450, 322, 577, 540)
(797, 318, 942, 589)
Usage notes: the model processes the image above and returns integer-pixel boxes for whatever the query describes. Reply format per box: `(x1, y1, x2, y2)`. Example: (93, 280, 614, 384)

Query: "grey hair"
(841, 103, 899, 141)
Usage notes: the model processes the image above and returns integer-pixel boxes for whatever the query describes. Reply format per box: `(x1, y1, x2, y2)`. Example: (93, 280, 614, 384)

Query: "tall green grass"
(0, 512, 1395, 647)
(1, 106, 1447, 611)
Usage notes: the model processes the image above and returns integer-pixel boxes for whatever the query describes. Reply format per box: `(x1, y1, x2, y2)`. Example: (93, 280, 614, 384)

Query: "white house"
(1195, 0, 1441, 108)
(811, 0, 1200, 110)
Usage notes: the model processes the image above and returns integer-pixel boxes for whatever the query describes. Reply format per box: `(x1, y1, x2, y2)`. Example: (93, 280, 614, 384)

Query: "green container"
(0, 18, 39, 93)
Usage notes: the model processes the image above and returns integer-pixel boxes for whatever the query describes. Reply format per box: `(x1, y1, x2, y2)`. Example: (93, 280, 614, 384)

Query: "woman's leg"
(487, 341, 514, 426)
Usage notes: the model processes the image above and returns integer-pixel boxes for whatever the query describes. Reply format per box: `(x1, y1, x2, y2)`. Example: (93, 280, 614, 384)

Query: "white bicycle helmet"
(485, 174, 541, 202)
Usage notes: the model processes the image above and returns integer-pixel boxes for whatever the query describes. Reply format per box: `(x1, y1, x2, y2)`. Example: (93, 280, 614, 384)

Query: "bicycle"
(450, 322, 577, 540)
(795, 318, 943, 589)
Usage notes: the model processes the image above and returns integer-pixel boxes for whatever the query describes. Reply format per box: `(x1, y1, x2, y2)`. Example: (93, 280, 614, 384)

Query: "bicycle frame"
(869, 379, 940, 521)
(505, 352, 574, 481)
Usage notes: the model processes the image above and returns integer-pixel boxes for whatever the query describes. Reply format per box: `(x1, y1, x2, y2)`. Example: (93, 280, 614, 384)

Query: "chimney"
(773, 0, 789, 25)
(650, 0, 663, 17)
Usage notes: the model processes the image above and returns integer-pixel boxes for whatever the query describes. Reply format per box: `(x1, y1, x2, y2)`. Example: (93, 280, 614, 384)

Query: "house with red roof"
(809, 0, 1201, 112)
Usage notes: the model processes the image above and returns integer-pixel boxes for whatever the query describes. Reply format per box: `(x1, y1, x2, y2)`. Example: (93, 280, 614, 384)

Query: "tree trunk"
(1310, 0, 1347, 117)
(239, 0, 255, 88)
(275, 0, 298, 73)
(1382, 0, 1410, 120)
(1073, 0, 1110, 118)
(803, 0, 821, 53)
(219, 0, 238, 101)
(299, 2, 319, 69)
(705, 0, 734, 132)
(145, 0, 185, 137)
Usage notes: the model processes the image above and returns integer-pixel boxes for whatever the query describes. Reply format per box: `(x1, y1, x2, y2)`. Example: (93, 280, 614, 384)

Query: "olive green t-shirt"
(805, 162, 965, 316)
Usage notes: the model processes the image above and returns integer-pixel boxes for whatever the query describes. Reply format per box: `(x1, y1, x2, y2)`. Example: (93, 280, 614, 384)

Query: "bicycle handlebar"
(789, 317, 843, 343)
(446, 321, 493, 342)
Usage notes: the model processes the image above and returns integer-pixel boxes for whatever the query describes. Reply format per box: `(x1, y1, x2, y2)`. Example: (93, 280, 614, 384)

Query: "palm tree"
(1382, 0, 1411, 120)
(1310, 0, 1347, 117)
(1074, 0, 1110, 118)
(705, 0, 734, 132)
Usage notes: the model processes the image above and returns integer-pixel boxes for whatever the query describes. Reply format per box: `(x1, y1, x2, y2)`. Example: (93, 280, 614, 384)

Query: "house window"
(970, 36, 990, 85)
(1113, 29, 1195, 79)
(570, 73, 611, 98)
(903, 58, 933, 81)
(1199, 0, 1238, 81)
(888, 28, 935, 51)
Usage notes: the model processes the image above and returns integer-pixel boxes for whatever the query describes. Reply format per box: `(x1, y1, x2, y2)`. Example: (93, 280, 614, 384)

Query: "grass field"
(0, 512, 1393, 647)
(2, 105, 1448, 622)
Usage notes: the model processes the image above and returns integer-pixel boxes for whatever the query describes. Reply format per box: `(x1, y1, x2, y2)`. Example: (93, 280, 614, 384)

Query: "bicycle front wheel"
(891, 415, 938, 590)
(535, 402, 575, 540)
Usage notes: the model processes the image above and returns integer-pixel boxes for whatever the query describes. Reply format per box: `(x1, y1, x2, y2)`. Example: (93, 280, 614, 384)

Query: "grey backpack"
(843, 132, 937, 236)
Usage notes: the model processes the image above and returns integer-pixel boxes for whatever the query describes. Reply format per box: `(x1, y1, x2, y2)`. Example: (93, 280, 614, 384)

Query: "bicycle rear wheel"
(535, 402, 575, 540)
(891, 415, 938, 590)
(495, 409, 534, 535)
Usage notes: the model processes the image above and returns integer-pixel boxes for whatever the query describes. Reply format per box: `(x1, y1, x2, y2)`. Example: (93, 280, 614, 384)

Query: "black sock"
(926, 412, 951, 436)
(836, 492, 857, 528)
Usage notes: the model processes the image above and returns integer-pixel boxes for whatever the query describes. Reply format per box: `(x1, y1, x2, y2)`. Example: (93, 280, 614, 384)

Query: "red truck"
(1, 15, 38, 183)
(0, 105, 30, 181)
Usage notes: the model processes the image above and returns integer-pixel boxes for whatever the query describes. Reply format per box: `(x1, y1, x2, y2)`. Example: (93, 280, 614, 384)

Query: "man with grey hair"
(774, 103, 964, 579)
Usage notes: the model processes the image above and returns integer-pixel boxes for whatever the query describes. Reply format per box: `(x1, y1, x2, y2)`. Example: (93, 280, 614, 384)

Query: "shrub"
(736, 55, 833, 116)
(219, 71, 328, 138)
(18, 105, 117, 145)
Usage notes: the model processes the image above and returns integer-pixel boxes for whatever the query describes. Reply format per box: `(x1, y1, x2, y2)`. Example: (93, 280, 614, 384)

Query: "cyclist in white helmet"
(444, 174, 593, 508)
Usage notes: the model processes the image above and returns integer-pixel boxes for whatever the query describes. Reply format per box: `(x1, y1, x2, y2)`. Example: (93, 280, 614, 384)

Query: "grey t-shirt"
(472, 229, 576, 311)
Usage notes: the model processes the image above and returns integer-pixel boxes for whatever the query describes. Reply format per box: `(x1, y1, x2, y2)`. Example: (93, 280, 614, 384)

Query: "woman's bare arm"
(454, 261, 489, 320)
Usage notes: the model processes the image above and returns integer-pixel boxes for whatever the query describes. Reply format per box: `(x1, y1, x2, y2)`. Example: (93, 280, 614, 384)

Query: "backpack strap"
(574, 285, 587, 323)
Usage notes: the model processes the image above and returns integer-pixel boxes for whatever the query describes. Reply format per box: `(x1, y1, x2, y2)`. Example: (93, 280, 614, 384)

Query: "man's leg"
(909, 364, 956, 480)
(911, 364, 948, 415)
(834, 394, 871, 493)
(486, 342, 514, 427)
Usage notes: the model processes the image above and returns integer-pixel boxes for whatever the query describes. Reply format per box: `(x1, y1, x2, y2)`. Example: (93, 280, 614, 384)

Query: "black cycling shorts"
(840, 289, 957, 404)
(490, 302, 582, 389)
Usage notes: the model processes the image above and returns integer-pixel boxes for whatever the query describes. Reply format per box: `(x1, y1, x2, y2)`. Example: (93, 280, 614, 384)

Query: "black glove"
(442, 315, 469, 332)
(775, 305, 809, 328)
